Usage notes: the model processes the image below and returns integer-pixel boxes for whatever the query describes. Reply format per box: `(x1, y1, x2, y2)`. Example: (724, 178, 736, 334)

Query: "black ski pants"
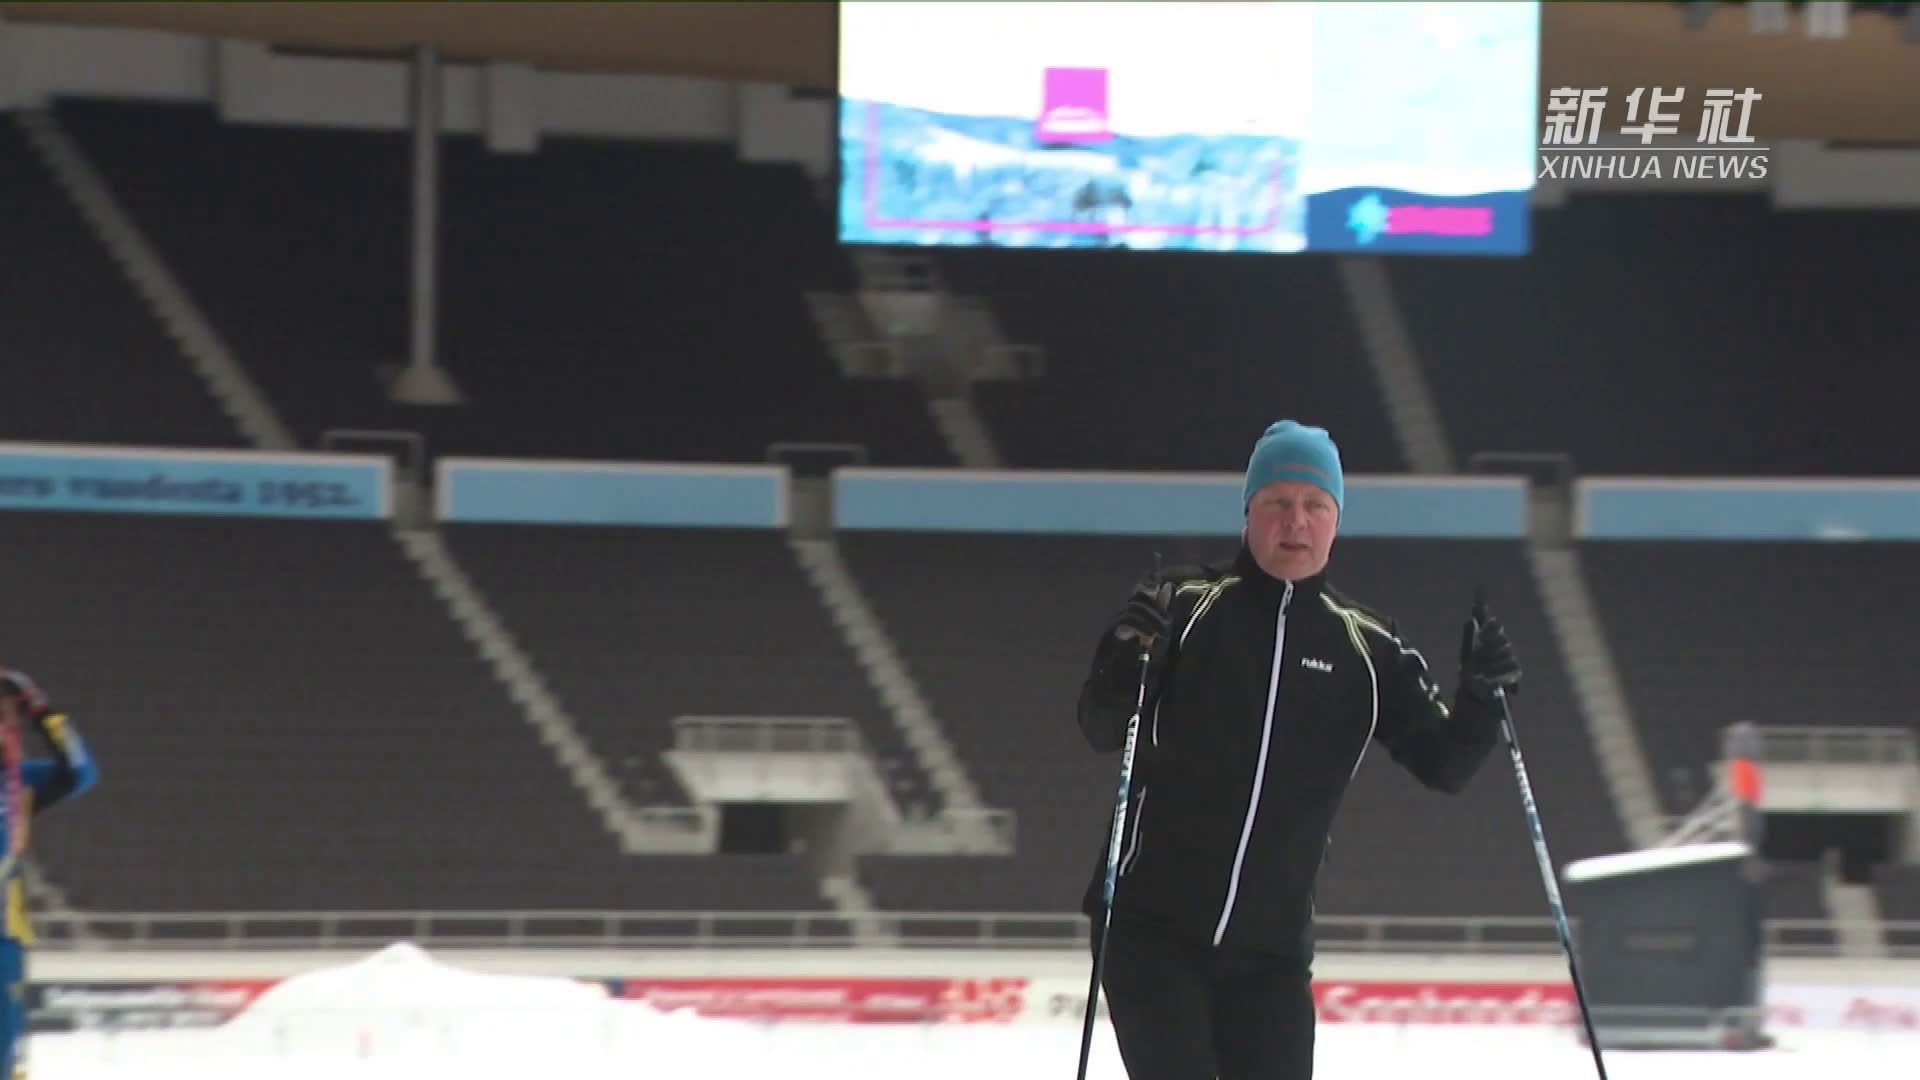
(1099, 913, 1317, 1080)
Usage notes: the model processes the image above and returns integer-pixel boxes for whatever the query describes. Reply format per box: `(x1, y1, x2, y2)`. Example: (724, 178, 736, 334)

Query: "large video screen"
(837, 1, 1539, 255)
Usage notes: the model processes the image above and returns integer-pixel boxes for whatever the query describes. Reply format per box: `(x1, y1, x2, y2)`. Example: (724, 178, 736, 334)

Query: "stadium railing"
(1753, 725, 1917, 766)
(666, 714, 1017, 855)
(670, 715, 865, 754)
(26, 912, 1915, 958)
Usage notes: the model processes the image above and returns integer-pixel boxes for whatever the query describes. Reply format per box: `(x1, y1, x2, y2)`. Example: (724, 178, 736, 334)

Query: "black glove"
(0, 669, 51, 718)
(1458, 598, 1521, 704)
(1097, 565, 1177, 698)
(1113, 576, 1172, 651)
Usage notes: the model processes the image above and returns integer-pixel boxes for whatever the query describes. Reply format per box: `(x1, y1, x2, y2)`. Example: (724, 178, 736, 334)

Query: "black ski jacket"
(1077, 545, 1502, 959)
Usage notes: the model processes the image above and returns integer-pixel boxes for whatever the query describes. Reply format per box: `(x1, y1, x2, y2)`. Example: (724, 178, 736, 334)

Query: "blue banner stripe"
(831, 471, 1526, 537)
(1579, 480, 1920, 540)
(0, 444, 389, 520)
(438, 460, 788, 527)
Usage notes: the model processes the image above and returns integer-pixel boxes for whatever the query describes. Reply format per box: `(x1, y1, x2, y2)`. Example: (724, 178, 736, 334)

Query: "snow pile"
(227, 941, 610, 1031)
(246, 943, 770, 1060)
(49, 942, 772, 1080)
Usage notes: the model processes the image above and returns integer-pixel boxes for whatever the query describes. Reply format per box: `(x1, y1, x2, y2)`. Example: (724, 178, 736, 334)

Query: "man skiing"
(1076, 420, 1522, 1080)
(0, 669, 98, 1080)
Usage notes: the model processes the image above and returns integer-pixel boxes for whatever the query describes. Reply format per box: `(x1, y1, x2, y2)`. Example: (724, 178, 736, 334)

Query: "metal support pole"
(392, 44, 462, 405)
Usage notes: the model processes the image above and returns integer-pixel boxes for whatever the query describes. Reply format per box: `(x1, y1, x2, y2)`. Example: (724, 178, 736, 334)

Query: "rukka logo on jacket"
(1302, 657, 1334, 673)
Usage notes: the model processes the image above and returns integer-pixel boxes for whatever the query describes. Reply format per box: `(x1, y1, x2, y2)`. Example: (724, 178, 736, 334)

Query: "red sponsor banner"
(1313, 980, 1576, 1026)
(1034, 977, 1920, 1030)
(33, 971, 1920, 1033)
(1023, 976, 1578, 1027)
(618, 977, 1028, 1024)
(1764, 985, 1920, 1032)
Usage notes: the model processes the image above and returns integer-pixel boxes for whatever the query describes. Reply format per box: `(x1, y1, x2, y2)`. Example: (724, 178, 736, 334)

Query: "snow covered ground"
(23, 945, 1918, 1080)
(29, 1018, 1920, 1080)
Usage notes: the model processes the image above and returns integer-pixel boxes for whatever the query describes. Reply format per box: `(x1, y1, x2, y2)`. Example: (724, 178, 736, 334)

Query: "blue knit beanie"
(1243, 420, 1343, 512)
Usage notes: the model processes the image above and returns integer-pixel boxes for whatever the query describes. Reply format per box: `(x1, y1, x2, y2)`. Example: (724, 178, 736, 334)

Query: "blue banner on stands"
(831, 470, 1526, 537)
(1579, 479, 1920, 540)
(0, 444, 389, 519)
(438, 459, 788, 527)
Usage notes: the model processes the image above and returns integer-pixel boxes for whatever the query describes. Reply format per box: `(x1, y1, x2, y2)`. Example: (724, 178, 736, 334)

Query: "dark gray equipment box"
(1563, 842, 1769, 1051)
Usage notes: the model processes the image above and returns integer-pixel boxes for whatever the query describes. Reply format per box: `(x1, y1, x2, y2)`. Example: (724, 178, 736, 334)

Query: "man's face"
(1245, 480, 1338, 581)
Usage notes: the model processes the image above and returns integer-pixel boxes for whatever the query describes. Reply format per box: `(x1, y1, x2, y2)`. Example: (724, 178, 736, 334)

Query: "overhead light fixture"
(1749, 0, 1790, 33)
(1806, 0, 1850, 38)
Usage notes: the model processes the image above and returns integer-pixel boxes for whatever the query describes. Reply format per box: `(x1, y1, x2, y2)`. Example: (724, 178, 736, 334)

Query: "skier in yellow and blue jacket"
(0, 669, 97, 1080)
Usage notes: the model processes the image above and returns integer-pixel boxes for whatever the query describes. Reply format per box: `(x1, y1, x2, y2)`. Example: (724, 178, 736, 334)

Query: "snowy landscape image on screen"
(839, 101, 1303, 252)
(837, 2, 1314, 251)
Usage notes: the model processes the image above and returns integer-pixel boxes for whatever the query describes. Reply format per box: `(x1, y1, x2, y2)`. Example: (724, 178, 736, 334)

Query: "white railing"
(1750, 725, 1918, 766)
(1659, 784, 1741, 847)
(658, 717, 1020, 856)
(889, 807, 1018, 854)
(629, 806, 715, 836)
(26, 911, 1919, 959)
(671, 715, 865, 755)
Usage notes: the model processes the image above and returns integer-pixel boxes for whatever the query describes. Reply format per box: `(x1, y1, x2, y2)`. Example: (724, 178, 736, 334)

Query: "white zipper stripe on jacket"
(1212, 581, 1293, 946)
(1344, 614, 1380, 782)
(1321, 601, 1385, 783)
(1120, 788, 1147, 875)
(1156, 579, 1229, 748)
(1314, 607, 1383, 909)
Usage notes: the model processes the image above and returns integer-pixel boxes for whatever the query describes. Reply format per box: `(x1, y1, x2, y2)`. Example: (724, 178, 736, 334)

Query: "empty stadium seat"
(0, 121, 240, 449)
(4, 511, 829, 915)
(1763, 861, 1836, 951)
(1581, 541, 1920, 813)
(442, 525, 939, 819)
(940, 249, 1405, 474)
(55, 100, 951, 466)
(1876, 863, 1920, 918)
(1391, 194, 1920, 475)
(1873, 863, 1920, 951)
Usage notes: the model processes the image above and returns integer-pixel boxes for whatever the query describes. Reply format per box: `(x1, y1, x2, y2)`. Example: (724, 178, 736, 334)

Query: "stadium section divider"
(8, 448, 1915, 542)
(1575, 478, 1920, 540)
(0, 441, 390, 520)
(829, 469, 1529, 537)
(434, 457, 790, 527)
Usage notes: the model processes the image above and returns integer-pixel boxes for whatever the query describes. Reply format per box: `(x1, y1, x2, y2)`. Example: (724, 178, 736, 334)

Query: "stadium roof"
(5, 1, 1920, 140)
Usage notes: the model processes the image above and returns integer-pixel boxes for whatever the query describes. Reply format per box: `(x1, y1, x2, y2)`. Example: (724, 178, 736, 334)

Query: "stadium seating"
(0, 121, 241, 450)
(1298, 539, 1628, 920)
(840, 532, 1629, 929)
(442, 525, 939, 818)
(1390, 194, 1920, 476)
(939, 249, 1406, 474)
(841, 532, 1217, 917)
(4, 512, 830, 916)
(13, 93, 1901, 950)
(1877, 864, 1920, 919)
(1580, 541, 1920, 814)
(55, 100, 951, 466)
(1763, 861, 1836, 951)
(1874, 863, 1920, 951)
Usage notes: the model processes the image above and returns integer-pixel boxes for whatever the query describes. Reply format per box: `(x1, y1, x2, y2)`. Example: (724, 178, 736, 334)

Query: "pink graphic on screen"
(1389, 205, 1494, 237)
(1036, 67, 1111, 144)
